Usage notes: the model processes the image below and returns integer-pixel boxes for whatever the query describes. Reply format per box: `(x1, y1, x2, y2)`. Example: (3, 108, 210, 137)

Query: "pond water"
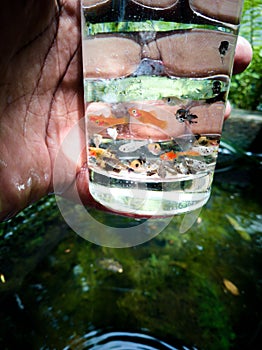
(0, 149, 261, 350)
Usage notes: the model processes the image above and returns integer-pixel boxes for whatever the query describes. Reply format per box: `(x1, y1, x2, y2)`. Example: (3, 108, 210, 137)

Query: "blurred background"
(229, 0, 262, 112)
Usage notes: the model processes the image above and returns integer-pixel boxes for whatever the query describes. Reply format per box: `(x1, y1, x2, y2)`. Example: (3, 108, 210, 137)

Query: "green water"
(0, 151, 261, 349)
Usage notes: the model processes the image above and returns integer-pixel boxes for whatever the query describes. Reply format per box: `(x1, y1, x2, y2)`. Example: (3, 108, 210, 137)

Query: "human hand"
(0, 0, 86, 220)
(224, 35, 253, 119)
(0, 0, 252, 221)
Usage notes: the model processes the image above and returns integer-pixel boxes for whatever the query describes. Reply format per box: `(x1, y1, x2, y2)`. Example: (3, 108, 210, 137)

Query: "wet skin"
(0, 0, 253, 221)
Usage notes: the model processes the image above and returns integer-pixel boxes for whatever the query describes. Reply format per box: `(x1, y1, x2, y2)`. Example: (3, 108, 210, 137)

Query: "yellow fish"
(223, 278, 240, 296)
(89, 147, 114, 158)
(147, 142, 161, 155)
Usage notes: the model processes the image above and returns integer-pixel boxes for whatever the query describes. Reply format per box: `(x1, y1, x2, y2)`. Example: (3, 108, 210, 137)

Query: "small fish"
(219, 40, 229, 63)
(93, 134, 103, 148)
(160, 150, 177, 161)
(147, 142, 162, 155)
(176, 109, 198, 124)
(89, 147, 115, 159)
(174, 161, 189, 175)
(223, 278, 240, 296)
(219, 40, 229, 56)
(157, 162, 167, 178)
(185, 158, 207, 173)
(119, 140, 148, 153)
(128, 108, 167, 129)
(107, 127, 118, 140)
(97, 258, 123, 273)
(163, 96, 187, 106)
(196, 136, 219, 147)
(226, 214, 251, 241)
(179, 150, 201, 157)
(89, 114, 128, 127)
(97, 156, 126, 173)
(212, 80, 222, 95)
(192, 145, 217, 156)
(0, 273, 6, 283)
(147, 169, 158, 176)
(15, 293, 25, 310)
(129, 158, 146, 172)
(163, 163, 179, 175)
(160, 150, 200, 161)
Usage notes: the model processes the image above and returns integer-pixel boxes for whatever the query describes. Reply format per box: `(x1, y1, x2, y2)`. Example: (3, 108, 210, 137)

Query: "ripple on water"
(63, 330, 198, 350)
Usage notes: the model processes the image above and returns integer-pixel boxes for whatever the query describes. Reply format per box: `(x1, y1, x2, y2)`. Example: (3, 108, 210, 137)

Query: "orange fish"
(89, 114, 128, 127)
(160, 150, 177, 161)
(128, 108, 167, 129)
(160, 150, 200, 161)
(179, 150, 201, 157)
(89, 147, 114, 158)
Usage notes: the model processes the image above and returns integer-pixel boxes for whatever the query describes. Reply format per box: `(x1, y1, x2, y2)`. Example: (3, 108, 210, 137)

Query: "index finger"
(233, 36, 253, 74)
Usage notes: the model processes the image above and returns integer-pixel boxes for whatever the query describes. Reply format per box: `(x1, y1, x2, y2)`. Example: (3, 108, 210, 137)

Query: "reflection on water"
(0, 152, 261, 350)
(63, 330, 196, 350)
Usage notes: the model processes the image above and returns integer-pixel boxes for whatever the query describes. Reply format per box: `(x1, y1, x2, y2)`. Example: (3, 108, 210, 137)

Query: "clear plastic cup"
(81, 0, 244, 217)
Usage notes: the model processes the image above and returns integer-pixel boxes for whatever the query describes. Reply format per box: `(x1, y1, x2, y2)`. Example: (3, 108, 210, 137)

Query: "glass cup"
(81, 0, 244, 217)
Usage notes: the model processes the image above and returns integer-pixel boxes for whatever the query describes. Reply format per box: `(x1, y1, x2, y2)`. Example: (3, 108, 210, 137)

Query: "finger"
(224, 100, 231, 120)
(233, 36, 253, 74)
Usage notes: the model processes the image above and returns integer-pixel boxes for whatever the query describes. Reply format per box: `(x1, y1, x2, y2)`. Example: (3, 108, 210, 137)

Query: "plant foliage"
(229, 0, 262, 111)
